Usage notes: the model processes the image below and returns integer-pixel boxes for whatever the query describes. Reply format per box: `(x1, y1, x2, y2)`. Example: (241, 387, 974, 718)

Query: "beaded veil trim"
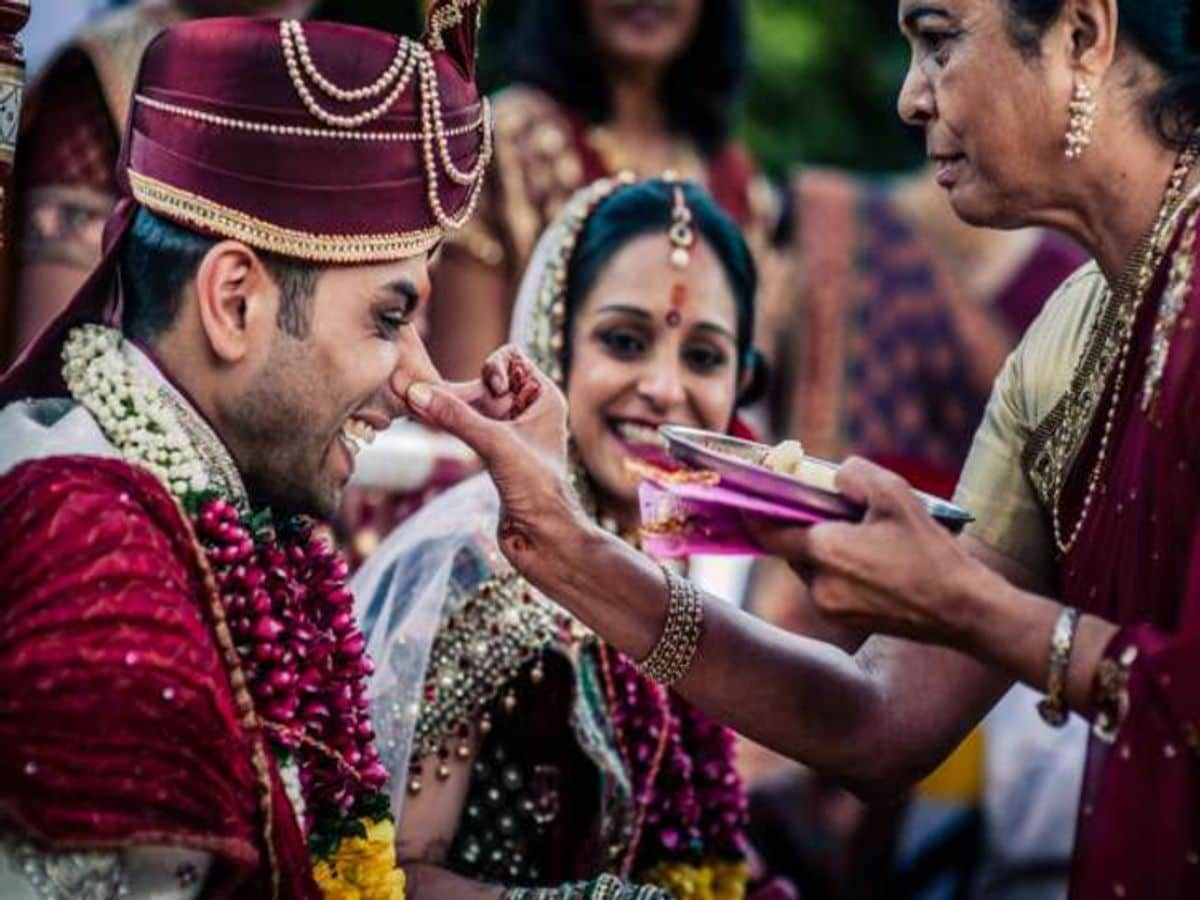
(523, 174, 635, 386)
(412, 569, 569, 763)
(128, 170, 444, 263)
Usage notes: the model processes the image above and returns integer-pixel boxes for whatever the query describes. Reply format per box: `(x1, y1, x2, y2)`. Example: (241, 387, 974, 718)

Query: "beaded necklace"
(1052, 142, 1200, 554)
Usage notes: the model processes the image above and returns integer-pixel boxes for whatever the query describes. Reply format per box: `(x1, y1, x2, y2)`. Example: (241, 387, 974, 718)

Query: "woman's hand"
(748, 457, 1002, 647)
(404, 346, 594, 581)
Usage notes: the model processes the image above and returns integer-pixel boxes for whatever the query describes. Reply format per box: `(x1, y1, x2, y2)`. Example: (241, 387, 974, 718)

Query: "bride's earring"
(1065, 78, 1097, 160)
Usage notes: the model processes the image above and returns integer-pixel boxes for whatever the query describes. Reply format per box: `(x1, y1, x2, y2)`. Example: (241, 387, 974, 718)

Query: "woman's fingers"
(445, 346, 546, 420)
(481, 349, 510, 396)
(440, 378, 486, 405)
(835, 456, 927, 521)
(406, 382, 506, 461)
(743, 515, 815, 562)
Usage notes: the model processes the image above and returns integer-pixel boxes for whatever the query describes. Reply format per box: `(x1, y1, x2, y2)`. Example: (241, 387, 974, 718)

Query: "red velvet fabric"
(19, 50, 120, 193)
(0, 456, 317, 897)
(130, 17, 483, 238)
(1056, 218, 1200, 899)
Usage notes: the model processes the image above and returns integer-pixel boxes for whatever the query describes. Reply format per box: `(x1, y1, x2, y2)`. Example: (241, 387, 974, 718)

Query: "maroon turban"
(1, 0, 489, 402)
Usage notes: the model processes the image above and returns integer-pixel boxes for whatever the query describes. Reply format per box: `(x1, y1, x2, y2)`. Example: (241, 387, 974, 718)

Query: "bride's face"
(565, 232, 741, 513)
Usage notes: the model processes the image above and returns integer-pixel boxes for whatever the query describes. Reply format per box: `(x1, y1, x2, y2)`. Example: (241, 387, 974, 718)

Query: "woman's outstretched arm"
(536, 518, 1016, 796)
(401, 362, 1018, 797)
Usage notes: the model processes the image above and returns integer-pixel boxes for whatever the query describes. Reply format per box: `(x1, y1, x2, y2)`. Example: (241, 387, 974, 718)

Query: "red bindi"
(666, 283, 688, 327)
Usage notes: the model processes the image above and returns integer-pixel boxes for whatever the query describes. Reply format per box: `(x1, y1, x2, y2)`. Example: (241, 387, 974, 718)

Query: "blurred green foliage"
(742, 0, 923, 177)
(311, 0, 925, 179)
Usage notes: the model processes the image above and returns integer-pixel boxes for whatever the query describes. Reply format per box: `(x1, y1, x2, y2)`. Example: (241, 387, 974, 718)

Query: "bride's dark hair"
(1005, 0, 1200, 145)
(560, 178, 766, 405)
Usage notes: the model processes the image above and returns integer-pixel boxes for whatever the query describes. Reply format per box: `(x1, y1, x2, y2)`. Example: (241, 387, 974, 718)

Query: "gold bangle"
(1037, 606, 1080, 727)
(637, 566, 704, 686)
(1092, 644, 1137, 744)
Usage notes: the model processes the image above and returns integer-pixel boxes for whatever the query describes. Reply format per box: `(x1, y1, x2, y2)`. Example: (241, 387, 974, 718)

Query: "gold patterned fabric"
(952, 262, 1107, 581)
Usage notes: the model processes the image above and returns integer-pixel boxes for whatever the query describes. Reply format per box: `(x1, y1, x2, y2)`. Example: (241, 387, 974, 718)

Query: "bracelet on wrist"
(636, 566, 704, 687)
(1092, 644, 1137, 743)
(1037, 606, 1080, 727)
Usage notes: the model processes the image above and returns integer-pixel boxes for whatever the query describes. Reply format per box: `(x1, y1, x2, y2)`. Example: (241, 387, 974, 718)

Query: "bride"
(354, 175, 778, 900)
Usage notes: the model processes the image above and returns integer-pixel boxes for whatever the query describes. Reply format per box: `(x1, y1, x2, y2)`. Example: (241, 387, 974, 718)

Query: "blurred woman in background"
(3, 0, 317, 363)
(426, 0, 778, 381)
(355, 177, 788, 900)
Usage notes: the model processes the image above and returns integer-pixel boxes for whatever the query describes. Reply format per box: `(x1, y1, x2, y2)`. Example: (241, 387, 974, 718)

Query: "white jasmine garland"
(62, 325, 210, 499)
(278, 757, 307, 826)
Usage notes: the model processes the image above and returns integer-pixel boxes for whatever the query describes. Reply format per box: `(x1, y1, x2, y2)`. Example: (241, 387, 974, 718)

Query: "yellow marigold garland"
(642, 858, 749, 900)
(313, 817, 407, 900)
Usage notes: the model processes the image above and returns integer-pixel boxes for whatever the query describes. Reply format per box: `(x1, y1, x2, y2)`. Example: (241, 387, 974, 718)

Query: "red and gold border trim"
(129, 169, 443, 263)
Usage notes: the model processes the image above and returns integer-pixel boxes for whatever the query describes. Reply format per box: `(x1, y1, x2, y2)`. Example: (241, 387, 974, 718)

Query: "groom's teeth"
(340, 417, 377, 457)
(339, 423, 368, 456)
(345, 417, 377, 444)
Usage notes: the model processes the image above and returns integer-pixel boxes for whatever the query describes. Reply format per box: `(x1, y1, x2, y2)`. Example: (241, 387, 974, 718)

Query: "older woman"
(401, 2, 1200, 898)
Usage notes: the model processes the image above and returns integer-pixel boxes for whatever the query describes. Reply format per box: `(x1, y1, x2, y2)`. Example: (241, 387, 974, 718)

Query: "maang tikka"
(666, 172, 696, 269)
(1065, 77, 1097, 160)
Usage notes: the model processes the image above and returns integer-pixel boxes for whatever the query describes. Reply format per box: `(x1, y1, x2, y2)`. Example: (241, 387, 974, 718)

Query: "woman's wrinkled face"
(897, 0, 1074, 228)
(586, 0, 704, 71)
(566, 232, 741, 512)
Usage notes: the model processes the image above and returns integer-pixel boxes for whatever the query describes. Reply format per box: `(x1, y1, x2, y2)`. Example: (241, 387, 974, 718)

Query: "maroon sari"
(0, 456, 317, 898)
(1053, 211, 1200, 898)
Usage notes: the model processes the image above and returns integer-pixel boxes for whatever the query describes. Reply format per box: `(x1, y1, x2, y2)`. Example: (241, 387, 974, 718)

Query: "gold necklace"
(1053, 142, 1200, 555)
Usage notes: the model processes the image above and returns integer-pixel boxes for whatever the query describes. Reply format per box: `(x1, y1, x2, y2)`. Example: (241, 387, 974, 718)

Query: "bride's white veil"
(353, 176, 628, 819)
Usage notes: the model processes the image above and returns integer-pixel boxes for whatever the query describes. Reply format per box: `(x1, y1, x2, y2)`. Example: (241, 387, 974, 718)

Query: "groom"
(0, 6, 502, 896)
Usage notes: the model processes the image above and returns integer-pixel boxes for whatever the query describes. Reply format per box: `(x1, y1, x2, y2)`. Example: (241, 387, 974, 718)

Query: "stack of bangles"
(636, 567, 704, 687)
(503, 875, 670, 899)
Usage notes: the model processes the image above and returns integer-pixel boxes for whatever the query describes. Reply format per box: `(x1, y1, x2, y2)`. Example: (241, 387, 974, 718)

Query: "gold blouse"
(952, 262, 1107, 581)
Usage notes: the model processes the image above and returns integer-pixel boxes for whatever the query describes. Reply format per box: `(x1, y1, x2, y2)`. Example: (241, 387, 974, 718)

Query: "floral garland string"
(63, 325, 404, 900)
(598, 645, 749, 900)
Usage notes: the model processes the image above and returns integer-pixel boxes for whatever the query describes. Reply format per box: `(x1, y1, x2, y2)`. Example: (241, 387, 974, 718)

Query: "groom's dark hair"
(119, 208, 319, 344)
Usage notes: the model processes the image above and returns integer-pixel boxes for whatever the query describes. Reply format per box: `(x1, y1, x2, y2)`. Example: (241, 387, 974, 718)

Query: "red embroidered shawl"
(0, 456, 317, 898)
